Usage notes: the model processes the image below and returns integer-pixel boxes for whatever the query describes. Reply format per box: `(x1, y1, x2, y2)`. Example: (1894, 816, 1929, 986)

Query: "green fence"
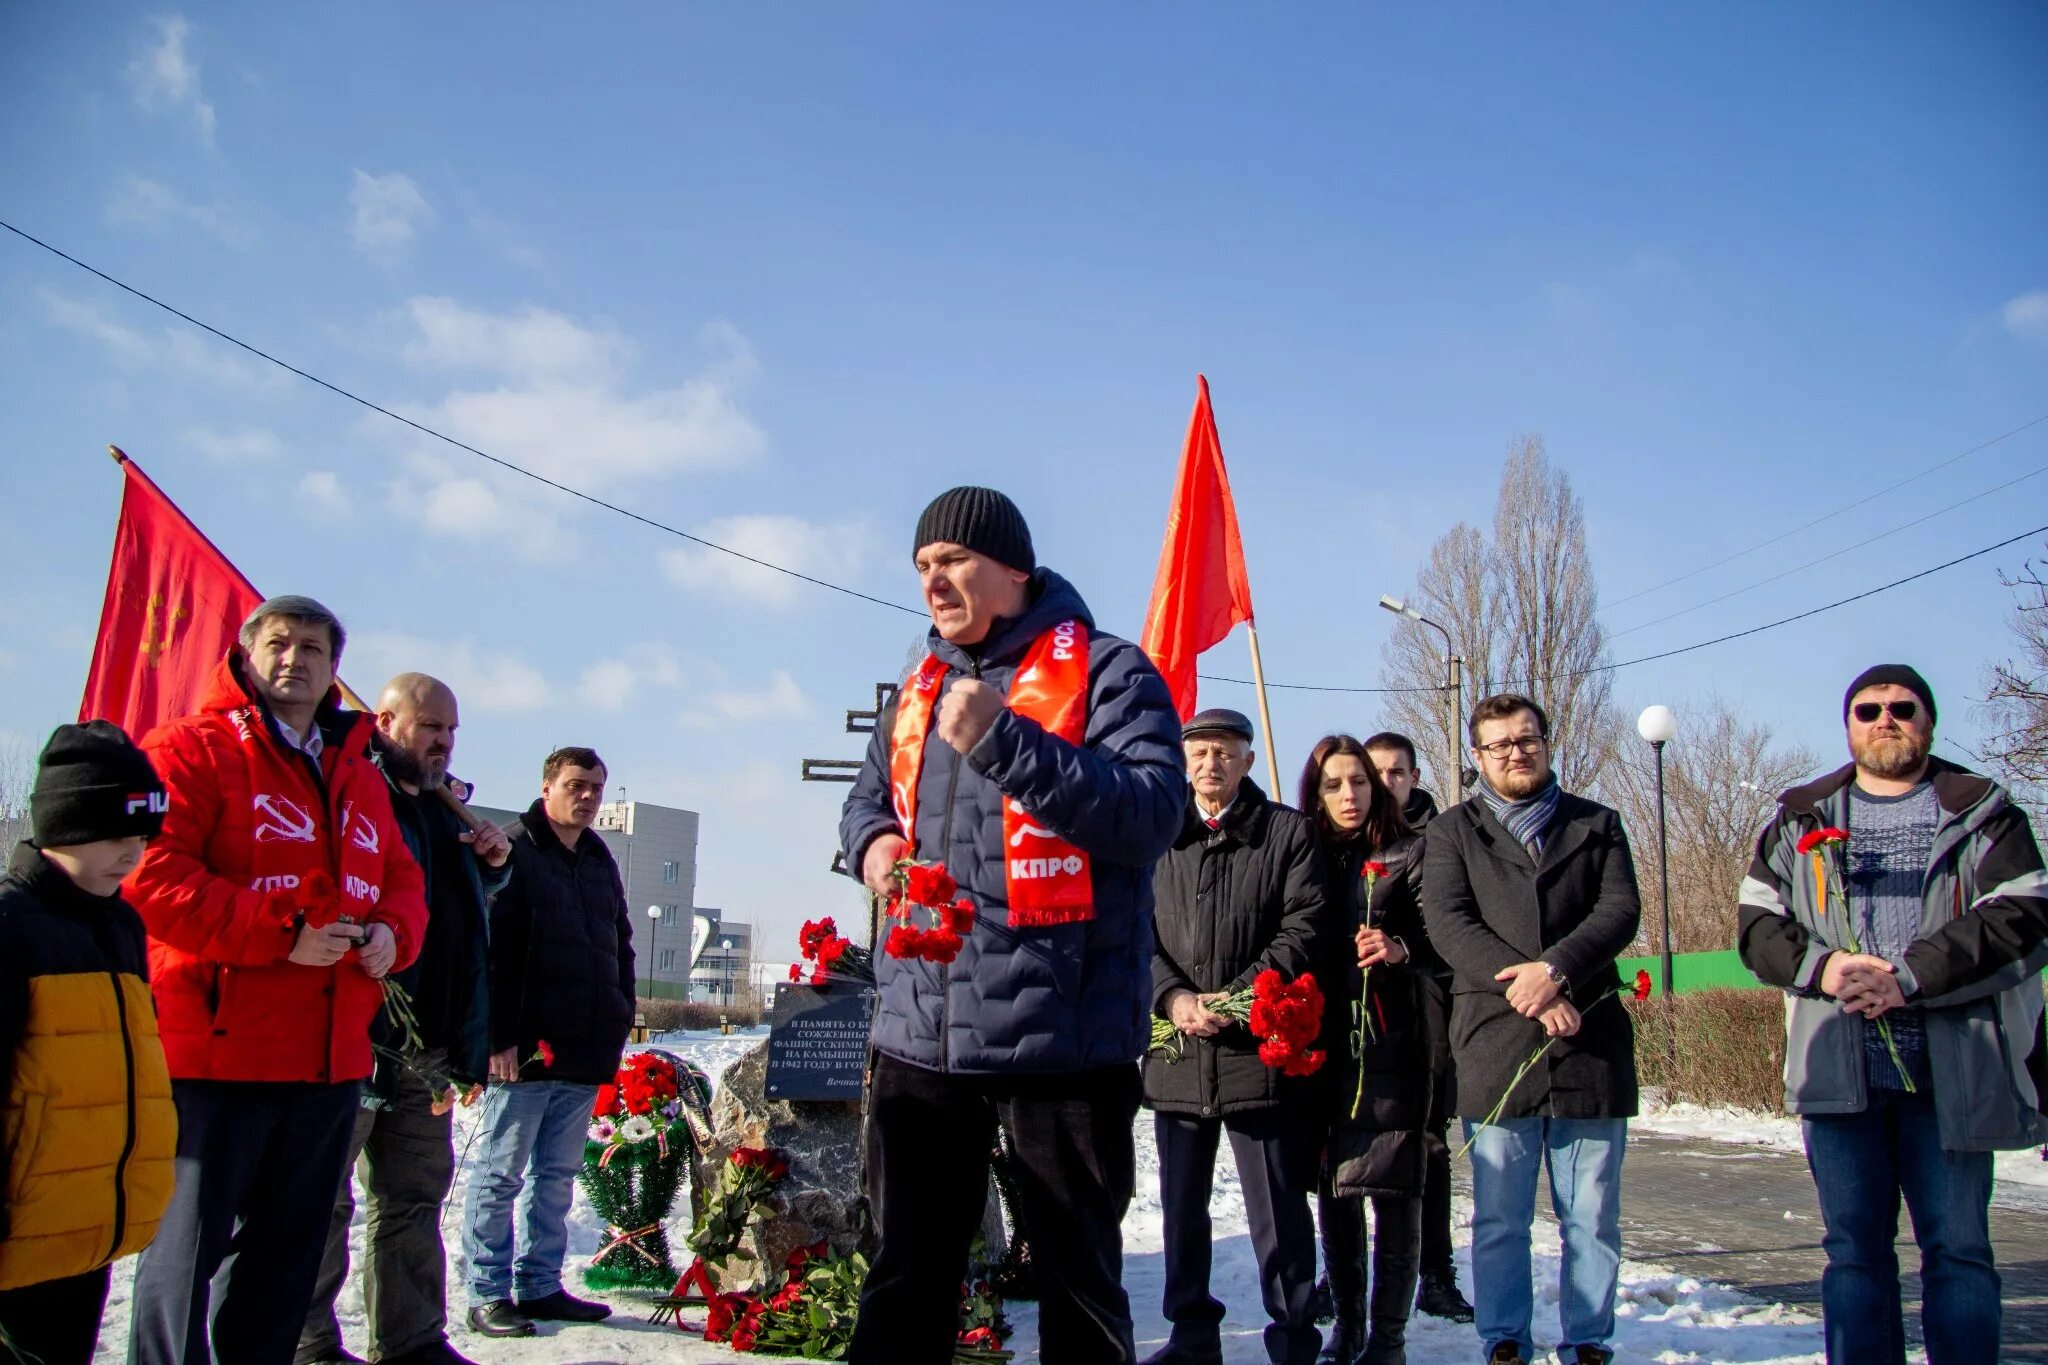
(1617, 949, 1766, 996)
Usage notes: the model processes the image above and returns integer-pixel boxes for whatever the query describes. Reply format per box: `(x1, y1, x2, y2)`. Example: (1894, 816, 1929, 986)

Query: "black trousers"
(0, 1265, 112, 1365)
(849, 1053, 1142, 1365)
(128, 1079, 363, 1365)
(298, 1066, 457, 1364)
(1157, 1107, 1322, 1365)
(1421, 1015, 1457, 1278)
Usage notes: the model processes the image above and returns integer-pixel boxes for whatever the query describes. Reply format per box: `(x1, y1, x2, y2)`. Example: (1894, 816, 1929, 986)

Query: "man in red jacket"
(124, 596, 428, 1365)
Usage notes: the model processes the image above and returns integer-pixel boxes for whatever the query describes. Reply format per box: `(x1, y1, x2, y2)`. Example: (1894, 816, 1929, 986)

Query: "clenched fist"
(862, 833, 909, 898)
(936, 679, 1005, 754)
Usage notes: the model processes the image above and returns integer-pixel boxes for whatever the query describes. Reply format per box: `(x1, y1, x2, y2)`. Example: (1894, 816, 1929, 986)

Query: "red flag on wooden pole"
(1139, 375, 1257, 722)
(79, 447, 263, 738)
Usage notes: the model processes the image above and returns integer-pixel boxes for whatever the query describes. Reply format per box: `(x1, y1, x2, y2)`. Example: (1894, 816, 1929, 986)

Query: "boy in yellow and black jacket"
(0, 722, 177, 1365)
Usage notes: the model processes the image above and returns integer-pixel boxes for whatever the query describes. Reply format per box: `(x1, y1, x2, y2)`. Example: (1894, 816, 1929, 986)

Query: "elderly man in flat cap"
(1144, 708, 1334, 1365)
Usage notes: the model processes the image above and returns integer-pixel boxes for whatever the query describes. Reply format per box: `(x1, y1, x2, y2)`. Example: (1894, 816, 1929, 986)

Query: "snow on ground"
(95, 1036, 1839, 1363)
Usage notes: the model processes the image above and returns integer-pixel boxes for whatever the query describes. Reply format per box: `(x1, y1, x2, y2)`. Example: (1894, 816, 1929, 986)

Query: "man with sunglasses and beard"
(1740, 664, 2048, 1365)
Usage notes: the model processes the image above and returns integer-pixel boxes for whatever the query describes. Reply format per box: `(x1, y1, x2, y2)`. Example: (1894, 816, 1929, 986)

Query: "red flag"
(80, 451, 263, 738)
(1140, 375, 1255, 720)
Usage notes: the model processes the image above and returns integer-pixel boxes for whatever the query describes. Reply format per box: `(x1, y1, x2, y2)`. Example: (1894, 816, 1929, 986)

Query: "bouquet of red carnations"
(881, 860, 976, 965)
(1149, 969, 1327, 1076)
(788, 916, 876, 986)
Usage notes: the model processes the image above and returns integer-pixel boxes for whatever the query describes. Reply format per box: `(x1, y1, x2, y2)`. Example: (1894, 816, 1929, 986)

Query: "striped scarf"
(1478, 776, 1563, 860)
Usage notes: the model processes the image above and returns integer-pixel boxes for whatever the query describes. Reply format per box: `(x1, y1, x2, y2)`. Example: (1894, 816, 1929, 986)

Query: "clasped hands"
(1496, 960, 1580, 1039)
(287, 913, 396, 977)
(1165, 988, 1230, 1037)
(1821, 952, 1906, 1018)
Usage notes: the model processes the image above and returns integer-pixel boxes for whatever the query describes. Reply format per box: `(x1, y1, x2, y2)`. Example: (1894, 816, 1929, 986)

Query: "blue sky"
(3, 4, 2044, 958)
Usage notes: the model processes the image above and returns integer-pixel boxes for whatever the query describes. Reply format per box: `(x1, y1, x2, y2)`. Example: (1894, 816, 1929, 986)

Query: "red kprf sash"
(888, 619, 1094, 926)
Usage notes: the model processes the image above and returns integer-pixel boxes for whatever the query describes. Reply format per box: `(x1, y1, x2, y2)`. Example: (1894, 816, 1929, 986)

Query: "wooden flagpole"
(1245, 621, 1280, 787)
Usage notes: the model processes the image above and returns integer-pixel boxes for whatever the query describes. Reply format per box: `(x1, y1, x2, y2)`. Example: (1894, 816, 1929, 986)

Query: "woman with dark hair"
(1298, 734, 1441, 1365)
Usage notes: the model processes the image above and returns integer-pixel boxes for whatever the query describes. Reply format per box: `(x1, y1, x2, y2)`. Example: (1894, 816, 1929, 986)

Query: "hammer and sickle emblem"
(140, 593, 190, 667)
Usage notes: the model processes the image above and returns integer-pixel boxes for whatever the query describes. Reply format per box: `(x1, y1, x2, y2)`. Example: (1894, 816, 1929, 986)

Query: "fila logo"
(344, 874, 382, 905)
(1009, 855, 1085, 881)
(340, 801, 381, 855)
(126, 792, 169, 816)
(252, 793, 317, 843)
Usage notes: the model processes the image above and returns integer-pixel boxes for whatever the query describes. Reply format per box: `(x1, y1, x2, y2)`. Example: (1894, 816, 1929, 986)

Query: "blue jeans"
(1803, 1088, 1999, 1364)
(1464, 1117, 1626, 1360)
(461, 1079, 599, 1305)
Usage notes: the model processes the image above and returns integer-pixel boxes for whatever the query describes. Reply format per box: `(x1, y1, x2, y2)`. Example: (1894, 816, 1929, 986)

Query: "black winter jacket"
(1145, 782, 1333, 1117)
(840, 569, 1186, 1074)
(1421, 791, 1642, 1121)
(488, 803, 635, 1086)
(1321, 832, 1441, 1196)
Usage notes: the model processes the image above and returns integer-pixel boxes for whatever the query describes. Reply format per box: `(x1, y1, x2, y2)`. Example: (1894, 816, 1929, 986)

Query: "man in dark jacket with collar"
(839, 487, 1185, 1365)
(299, 675, 508, 1365)
(1739, 665, 2048, 1364)
(1145, 709, 1330, 1365)
(1421, 694, 1640, 1365)
(460, 747, 633, 1340)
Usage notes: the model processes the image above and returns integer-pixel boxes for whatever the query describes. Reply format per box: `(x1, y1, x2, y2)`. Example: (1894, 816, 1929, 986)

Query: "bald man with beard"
(297, 675, 512, 1365)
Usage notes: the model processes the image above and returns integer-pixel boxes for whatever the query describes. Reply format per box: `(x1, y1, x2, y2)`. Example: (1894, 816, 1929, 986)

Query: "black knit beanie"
(912, 487, 1035, 573)
(1843, 664, 1937, 726)
(30, 721, 168, 847)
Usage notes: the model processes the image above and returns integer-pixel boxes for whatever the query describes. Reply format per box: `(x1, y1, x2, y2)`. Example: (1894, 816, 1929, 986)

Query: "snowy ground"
(94, 1038, 1983, 1363)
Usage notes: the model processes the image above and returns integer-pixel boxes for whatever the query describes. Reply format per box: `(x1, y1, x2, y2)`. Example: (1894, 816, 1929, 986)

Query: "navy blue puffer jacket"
(840, 569, 1186, 1074)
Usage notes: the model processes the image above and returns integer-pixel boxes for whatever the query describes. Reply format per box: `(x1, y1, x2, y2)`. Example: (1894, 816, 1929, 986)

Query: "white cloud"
(184, 424, 280, 464)
(298, 470, 352, 514)
(399, 296, 631, 384)
(578, 646, 684, 712)
(2003, 290, 2048, 342)
(127, 16, 215, 143)
(107, 176, 253, 247)
(469, 211, 545, 270)
(388, 455, 573, 561)
(349, 170, 434, 261)
(661, 514, 872, 609)
(345, 633, 551, 714)
(682, 670, 809, 727)
(44, 289, 267, 387)
(380, 304, 764, 533)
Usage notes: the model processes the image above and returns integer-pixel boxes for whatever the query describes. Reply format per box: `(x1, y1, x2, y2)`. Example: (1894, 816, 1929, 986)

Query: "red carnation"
(922, 927, 964, 964)
(1360, 861, 1390, 881)
(1633, 969, 1653, 1001)
(885, 925, 928, 959)
(592, 1083, 618, 1117)
(536, 1039, 555, 1069)
(904, 862, 959, 907)
(1797, 827, 1850, 856)
(943, 898, 977, 935)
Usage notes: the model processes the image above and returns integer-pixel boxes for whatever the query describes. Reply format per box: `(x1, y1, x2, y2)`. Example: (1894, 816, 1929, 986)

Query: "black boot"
(1317, 1191, 1367, 1364)
(1358, 1196, 1421, 1365)
(1414, 1267, 1474, 1323)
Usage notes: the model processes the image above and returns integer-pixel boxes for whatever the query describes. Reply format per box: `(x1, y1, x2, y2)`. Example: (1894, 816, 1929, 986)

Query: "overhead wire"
(5, 216, 2038, 701)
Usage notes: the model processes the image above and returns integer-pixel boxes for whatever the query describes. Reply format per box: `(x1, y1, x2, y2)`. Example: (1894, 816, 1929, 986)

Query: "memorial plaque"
(764, 978, 874, 1101)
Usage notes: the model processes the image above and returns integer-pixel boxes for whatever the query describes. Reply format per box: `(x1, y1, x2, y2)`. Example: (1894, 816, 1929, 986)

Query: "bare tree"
(1604, 698, 1822, 954)
(0, 737, 33, 852)
(1378, 434, 1617, 793)
(1979, 553, 2048, 818)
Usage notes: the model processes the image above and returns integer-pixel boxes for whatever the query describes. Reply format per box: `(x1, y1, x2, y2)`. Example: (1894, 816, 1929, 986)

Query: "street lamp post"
(720, 937, 735, 1004)
(1380, 595, 1464, 803)
(1636, 705, 1679, 998)
(645, 905, 662, 1003)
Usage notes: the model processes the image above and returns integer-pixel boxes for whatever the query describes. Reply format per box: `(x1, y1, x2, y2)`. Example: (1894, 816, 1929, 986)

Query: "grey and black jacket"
(1737, 756, 2048, 1151)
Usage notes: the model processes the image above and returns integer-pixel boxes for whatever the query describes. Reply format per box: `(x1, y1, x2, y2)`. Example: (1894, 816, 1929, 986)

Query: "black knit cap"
(1843, 664, 1937, 726)
(912, 487, 1035, 573)
(30, 720, 168, 847)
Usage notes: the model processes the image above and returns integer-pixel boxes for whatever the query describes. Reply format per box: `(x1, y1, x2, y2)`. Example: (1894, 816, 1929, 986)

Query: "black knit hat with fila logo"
(30, 720, 168, 848)
(913, 486, 1036, 573)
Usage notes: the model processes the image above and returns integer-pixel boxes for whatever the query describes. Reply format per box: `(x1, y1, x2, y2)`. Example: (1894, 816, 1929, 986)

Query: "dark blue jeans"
(1802, 1088, 1999, 1364)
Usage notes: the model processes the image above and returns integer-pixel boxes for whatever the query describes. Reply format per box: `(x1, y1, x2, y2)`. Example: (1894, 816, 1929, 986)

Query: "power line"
(1201, 521, 2048, 696)
(1599, 411, 2048, 613)
(7, 219, 2039, 702)
(0, 217, 927, 619)
(1607, 458, 2048, 639)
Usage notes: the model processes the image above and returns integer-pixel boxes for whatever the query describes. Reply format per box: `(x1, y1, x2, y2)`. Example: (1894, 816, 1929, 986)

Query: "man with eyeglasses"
(1739, 664, 2048, 1364)
(1420, 694, 1641, 1365)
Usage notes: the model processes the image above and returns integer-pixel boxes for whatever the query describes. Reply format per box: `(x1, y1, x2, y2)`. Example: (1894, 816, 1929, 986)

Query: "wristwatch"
(1545, 962, 1569, 992)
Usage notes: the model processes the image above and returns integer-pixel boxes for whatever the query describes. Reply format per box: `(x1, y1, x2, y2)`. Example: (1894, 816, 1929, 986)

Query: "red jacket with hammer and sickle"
(125, 653, 427, 1083)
